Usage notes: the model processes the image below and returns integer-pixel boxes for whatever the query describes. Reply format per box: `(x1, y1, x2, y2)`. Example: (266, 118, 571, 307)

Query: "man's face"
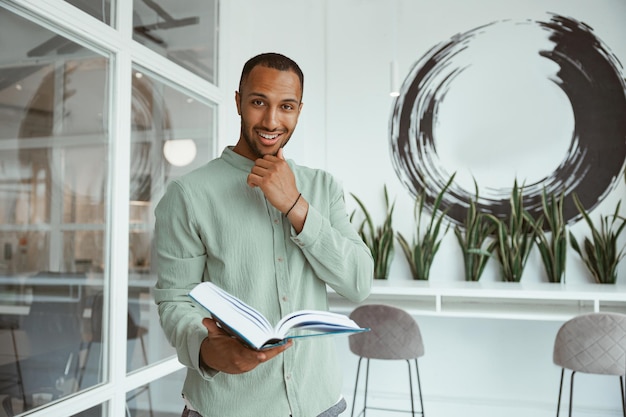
(233, 65, 303, 160)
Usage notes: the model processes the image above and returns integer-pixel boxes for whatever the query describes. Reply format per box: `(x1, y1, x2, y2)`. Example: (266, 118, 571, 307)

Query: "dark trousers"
(181, 407, 202, 417)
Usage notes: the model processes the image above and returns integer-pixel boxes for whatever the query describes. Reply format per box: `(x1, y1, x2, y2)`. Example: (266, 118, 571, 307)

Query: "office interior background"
(0, 0, 625, 416)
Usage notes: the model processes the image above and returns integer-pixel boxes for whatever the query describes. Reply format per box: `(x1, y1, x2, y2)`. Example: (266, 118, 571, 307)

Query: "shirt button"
(277, 257, 284, 262)
(285, 373, 291, 380)
(282, 295, 288, 302)
(274, 219, 279, 224)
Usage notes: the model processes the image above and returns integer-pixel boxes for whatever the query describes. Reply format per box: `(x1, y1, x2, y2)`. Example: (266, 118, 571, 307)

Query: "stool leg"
(138, 335, 154, 417)
(363, 359, 370, 417)
(351, 357, 363, 417)
(406, 360, 415, 417)
(556, 368, 565, 417)
(568, 371, 576, 417)
(415, 359, 425, 416)
(9, 328, 27, 408)
(77, 341, 93, 389)
(619, 375, 626, 417)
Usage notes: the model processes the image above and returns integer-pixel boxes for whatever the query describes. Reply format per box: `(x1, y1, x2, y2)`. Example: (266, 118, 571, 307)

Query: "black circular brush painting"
(390, 13, 626, 227)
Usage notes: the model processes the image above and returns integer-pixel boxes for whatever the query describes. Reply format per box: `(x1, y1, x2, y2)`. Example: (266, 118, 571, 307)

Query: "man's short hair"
(239, 52, 304, 99)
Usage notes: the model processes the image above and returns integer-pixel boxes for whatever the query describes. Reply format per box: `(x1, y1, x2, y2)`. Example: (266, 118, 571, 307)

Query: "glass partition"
(132, 0, 219, 83)
(129, 368, 186, 417)
(127, 66, 216, 372)
(72, 404, 106, 417)
(65, 0, 113, 25)
(0, 6, 110, 414)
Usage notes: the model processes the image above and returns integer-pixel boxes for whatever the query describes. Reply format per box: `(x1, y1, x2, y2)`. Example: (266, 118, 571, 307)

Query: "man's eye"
(282, 104, 294, 111)
(252, 99, 264, 106)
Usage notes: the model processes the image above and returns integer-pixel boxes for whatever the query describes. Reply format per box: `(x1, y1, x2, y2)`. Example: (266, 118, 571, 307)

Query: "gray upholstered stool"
(348, 304, 425, 417)
(553, 312, 626, 417)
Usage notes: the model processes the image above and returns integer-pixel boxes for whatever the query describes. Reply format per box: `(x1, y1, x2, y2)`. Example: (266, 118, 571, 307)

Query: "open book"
(189, 281, 368, 350)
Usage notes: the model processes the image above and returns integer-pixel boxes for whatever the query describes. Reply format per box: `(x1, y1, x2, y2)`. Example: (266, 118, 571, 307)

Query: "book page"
(275, 310, 363, 339)
(189, 282, 276, 348)
(189, 282, 368, 349)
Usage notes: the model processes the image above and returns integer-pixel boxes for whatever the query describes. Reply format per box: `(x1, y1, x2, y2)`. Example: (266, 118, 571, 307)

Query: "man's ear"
(235, 91, 241, 115)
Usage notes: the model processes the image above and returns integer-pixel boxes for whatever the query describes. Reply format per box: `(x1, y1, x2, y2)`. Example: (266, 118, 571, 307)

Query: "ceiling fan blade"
(134, 16, 199, 32)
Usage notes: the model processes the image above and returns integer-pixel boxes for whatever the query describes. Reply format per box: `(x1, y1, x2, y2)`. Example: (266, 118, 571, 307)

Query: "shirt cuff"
(191, 327, 220, 380)
(290, 204, 322, 248)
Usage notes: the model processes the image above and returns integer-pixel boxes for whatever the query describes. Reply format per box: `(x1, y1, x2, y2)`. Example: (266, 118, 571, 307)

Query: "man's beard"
(242, 129, 267, 159)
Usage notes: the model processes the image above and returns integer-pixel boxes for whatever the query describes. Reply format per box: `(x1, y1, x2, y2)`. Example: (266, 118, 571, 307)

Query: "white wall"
(218, 0, 329, 169)
(220, 1, 626, 415)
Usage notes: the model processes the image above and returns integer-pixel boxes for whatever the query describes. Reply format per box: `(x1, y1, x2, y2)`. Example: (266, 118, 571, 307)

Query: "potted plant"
(454, 181, 497, 281)
(569, 194, 626, 284)
(397, 175, 454, 280)
(528, 190, 568, 283)
(485, 181, 536, 282)
(350, 186, 395, 279)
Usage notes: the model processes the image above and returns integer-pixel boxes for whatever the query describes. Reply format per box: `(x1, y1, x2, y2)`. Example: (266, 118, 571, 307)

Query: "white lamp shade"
(390, 60, 400, 97)
(163, 139, 197, 166)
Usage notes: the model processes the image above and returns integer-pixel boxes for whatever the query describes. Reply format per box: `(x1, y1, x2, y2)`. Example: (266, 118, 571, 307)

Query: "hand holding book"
(189, 281, 368, 350)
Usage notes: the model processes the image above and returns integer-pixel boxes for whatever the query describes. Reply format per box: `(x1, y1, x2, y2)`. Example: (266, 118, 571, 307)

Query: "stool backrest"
(349, 304, 424, 360)
(553, 312, 626, 376)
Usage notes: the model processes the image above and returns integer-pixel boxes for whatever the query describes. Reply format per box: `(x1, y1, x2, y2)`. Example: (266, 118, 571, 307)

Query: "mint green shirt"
(154, 147, 373, 417)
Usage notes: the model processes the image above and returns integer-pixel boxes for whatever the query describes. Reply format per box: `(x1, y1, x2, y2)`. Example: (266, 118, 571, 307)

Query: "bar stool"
(78, 292, 154, 417)
(348, 304, 425, 417)
(553, 312, 626, 417)
(0, 316, 26, 414)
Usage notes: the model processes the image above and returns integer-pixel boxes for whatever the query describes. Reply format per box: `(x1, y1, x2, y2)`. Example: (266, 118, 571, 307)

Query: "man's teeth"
(259, 133, 279, 140)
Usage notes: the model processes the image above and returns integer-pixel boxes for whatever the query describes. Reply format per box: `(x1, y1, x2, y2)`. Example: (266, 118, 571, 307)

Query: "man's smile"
(258, 131, 282, 146)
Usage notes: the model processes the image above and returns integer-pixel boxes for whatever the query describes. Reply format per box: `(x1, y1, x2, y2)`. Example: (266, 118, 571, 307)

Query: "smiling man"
(235, 57, 302, 159)
(154, 53, 373, 417)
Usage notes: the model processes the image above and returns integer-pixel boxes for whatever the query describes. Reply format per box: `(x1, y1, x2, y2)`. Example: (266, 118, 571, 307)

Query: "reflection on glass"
(127, 67, 215, 373)
(65, 0, 113, 25)
(0, 5, 110, 414)
(132, 0, 218, 83)
(72, 403, 106, 417)
(141, 368, 186, 417)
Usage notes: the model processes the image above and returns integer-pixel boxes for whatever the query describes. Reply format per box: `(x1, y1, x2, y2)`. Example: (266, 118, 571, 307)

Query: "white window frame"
(3, 1, 223, 416)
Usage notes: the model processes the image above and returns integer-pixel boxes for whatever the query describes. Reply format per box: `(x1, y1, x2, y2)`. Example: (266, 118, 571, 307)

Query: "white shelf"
(328, 280, 626, 321)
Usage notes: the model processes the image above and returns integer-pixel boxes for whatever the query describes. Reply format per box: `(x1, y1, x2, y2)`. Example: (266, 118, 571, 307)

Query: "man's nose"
(262, 107, 279, 129)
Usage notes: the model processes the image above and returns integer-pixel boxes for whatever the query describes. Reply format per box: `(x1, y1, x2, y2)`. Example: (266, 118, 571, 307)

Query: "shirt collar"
(221, 146, 255, 172)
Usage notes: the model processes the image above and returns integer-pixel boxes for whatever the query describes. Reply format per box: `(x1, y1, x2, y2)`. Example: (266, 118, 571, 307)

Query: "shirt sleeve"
(290, 175, 374, 302)
(153, 180, 215, 380)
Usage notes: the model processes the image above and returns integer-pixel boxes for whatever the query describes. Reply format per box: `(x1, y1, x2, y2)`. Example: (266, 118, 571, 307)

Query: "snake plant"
(569, 194, 626, 284)
(350, 186, 395, 279)
(528, 190, 568, 283)
(454, 181, 497, 281)
(485, 180, 536, 282)
(397, 174, 454, 280)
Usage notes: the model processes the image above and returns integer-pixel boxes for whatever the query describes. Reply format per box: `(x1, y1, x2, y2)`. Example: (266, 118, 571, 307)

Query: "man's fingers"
(203, 317, 224, 335)
(200, 317, 292, 373)
(277, 148, 285, 160)
(259, 339, 293, 361)
(254, 157, 277, 169)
